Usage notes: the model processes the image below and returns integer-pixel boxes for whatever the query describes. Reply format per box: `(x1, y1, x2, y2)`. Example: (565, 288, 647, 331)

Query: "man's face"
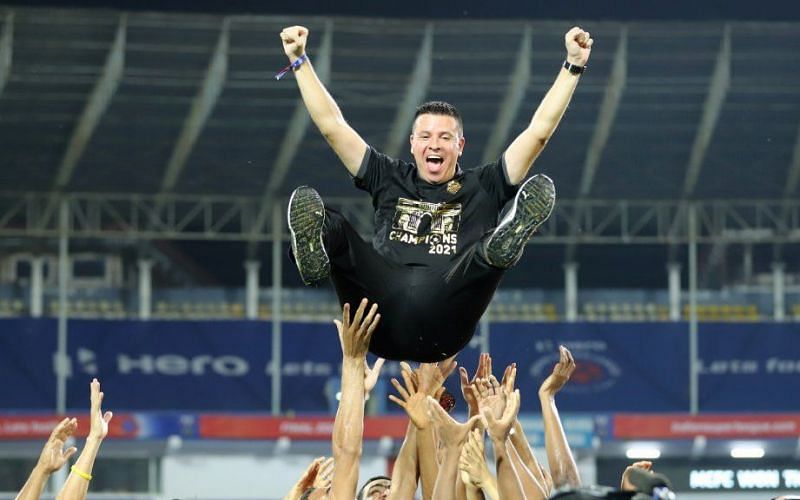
(410, 113, 465, 185)
(362, 478, 391, 499)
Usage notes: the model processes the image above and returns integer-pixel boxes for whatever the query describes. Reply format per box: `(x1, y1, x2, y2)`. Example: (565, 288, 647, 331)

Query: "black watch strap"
(563, 60, 586, 75)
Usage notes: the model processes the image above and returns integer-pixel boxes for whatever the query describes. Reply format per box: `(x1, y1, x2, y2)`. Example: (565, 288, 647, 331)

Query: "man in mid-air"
(280, 25, 593, 362)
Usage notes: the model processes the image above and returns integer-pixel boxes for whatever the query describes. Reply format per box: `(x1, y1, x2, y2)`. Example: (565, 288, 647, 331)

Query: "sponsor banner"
(198, 415, 409, 440)
(66, 320, 273, 411)
(0, 413, 407, 441)
(0, 319, 58, 408)
(489, 323, 690, 412)
(517, 414, 600, 449)
(0, 319, 273, 411)
(613, 413, 800, 439)
(0, 413, 198, 440)
(2, 319, 799, 412)
(698, 323, 800, 411)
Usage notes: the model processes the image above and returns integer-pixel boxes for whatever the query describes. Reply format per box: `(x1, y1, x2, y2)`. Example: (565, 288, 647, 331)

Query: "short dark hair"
(356, 475, 391, 500)
(413, 101, 463, 134)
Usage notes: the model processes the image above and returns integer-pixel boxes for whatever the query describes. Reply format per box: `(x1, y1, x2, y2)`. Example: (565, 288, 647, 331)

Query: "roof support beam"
(681, 23, 731, 197)
(481, 24, 531, 164)
(248, 20, 334, 248)
(783, 119, 800, 198)
(566, 25, 627, 261)
(385, 23, 433, 158)
(159, 18, 229, 192)
(577, 25, 627, 197)
(53, 14, 126, 191)
(0, 11, 13, 98)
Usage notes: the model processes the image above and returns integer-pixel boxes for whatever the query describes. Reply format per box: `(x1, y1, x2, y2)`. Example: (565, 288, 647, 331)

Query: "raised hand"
(338, 325, 385, 393)
(459, 353, 490, 416)
(428, 396, 481, 448)
(539, 345, 576, 399)
(364, 358, 385, 395)
(389, 368, 432, 430)
(501, 363, 517, 396)
(285, 457, 323, 500)
(621, 461, 653, 491)
(413, 356, 457, 396)
(312, 457, 334, 490)
(459, 429, 493, 489)
(334, 299, 380, 360)
(473, 377, 507, 421)
(565, 27, 593, 66)
(482, 389, 521, 443)
(89, 378, 113, 441)
(280, 26, 308, 61)
(37, 417, 78, 474)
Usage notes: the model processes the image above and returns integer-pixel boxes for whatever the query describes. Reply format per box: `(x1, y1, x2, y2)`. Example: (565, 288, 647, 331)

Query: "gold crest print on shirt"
(390, 198, 462, 255)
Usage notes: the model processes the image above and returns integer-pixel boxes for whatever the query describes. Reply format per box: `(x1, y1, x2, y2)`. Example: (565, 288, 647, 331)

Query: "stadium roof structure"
(0, 8, 798, 286)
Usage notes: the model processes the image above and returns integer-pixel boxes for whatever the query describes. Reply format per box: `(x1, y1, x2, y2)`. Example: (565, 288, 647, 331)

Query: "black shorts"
(323, 209, 504, 362)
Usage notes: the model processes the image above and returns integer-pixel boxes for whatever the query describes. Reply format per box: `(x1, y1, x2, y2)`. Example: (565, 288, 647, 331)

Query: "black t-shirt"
(353, 147, 518, 266)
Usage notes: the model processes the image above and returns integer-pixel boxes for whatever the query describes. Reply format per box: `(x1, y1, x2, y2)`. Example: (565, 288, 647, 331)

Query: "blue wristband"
(275, 54, 308, 80)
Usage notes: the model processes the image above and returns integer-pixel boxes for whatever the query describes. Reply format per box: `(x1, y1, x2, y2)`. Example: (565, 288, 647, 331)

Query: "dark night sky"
(2, 0, 799, 21)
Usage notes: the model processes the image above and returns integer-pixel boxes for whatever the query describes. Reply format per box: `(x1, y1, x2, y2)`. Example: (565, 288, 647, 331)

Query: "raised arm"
(56, 379, 113, 500)
(497, 363, 552, 496)
(459, 428, 497, 500)
(482, 389, 526, 500)
(280, 26, 368, 175)
(16, 418, 78, 500)
(538, 345, 581, 489)
(410, 359, 457, 500)
(478, 367, 548, 500)
(387, 368, 426, 500)
(428, 396, 481, 500)
(503, 27, 593, 184)
(329, 299, 380, 500)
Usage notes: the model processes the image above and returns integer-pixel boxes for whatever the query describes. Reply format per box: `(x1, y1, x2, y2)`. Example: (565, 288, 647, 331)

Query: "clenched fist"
(565, 26, 593, 67)
(280, 25, 308, 62)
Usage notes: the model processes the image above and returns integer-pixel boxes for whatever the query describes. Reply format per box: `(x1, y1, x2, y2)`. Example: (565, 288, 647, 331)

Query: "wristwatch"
(563, 59, 586, 75)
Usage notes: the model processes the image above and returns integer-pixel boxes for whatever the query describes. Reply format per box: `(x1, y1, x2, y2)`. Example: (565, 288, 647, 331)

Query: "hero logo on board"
(72, 348, 250, 377)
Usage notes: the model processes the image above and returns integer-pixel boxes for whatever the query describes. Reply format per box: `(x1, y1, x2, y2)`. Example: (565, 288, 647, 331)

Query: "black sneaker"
(484, 174, 555, 268)
(287, 186, 330, 284)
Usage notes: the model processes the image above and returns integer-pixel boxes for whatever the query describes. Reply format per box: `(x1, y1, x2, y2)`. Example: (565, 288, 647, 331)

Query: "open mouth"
(426, 155, 444, 167)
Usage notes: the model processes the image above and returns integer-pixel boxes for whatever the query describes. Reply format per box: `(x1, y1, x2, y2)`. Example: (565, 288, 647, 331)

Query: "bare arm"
(418, 423, 439, 500)
(56, 379, 113, 500)
(499, 363, 551, 494)
(503, 27, 593, 184)
(509, 419, 552, 493)
(16, 418, 78, 500)
(429, 397, 481, 500)
(330, 300, 381, 500)
(539, 345, 581, 489)
(280, 26, 368, 175)
(483, 390, 526, 500)
(459, 429, 498, 500)
(388, 423, 420, 500)
(506, 437, 549, 500)
(392, 359, 457, 500)
(387, 368, 423, 500)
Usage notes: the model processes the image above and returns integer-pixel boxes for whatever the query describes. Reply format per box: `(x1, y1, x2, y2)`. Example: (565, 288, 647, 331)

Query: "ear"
(458, 136, 465, 155)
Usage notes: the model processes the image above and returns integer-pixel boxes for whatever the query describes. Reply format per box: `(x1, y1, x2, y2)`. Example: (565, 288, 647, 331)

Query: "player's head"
(410, 101, 465, 185)
(356, 475, 391, 500)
